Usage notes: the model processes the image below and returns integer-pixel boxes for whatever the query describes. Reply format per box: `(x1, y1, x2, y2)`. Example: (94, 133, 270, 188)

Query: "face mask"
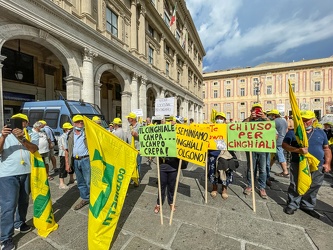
(40, 128, 45, 132)
(74, 127, 82, 131)
(305, 126, 313, 131)
(215, 119, 224, 124)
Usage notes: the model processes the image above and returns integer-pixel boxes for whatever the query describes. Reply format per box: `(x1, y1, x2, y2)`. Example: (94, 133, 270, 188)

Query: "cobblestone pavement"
(12, 154, 333, 250)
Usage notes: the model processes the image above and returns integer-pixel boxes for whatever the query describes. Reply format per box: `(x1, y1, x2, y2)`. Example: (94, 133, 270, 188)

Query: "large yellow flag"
(30, 152, 58, 237)
(83, 117, 138, 249)
(288, 80, 319, 195)
(130, 135, 140, 185)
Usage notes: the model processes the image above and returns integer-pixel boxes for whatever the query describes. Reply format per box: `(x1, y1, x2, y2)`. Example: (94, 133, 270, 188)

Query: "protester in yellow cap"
(58, 122, 75, 189)
(92, 116, 101, 125)
(243, 103, 270, 199)
(112, 118, 125, 141)
(0, 114, 38, 248)
(282, 110, 331, 217)
(108, 122, 114, 132)
(267, 109, 289, 182)
(126, 112, 142, 186)
(65, 114, 91, 210)
(207, 112, 238, 200)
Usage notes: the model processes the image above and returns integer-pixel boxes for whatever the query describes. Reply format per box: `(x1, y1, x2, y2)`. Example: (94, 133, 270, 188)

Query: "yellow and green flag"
(83, 117, 138, 249)
(210, 109, 217, 123)
(130, 135, 140, 185)
(30, 152, 58, 237)
(288, 80, 319, 195)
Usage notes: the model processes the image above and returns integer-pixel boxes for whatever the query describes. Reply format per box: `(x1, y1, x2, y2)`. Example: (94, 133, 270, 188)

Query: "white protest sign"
(155, 97, 175, 116)
(133, 109, 143, 117)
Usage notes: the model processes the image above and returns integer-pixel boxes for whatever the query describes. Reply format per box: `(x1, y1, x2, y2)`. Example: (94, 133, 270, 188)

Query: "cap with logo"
(300, 110, 316, 119)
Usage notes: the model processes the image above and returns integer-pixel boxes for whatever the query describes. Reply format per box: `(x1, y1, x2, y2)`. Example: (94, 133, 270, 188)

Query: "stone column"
(64, 75, 83, 101)
(121, 91, 132, 133)
(160, 88, 165, 98)
(183, 98, 189, 120)
(82, 48, 97, 104)
(0, 55, 7, 127)
(139, 77, 147, 118)
(138, 6, 146, 56)
(131, 73, 139, 111)
(94, 81, 102, 108)
(130, 0, 137, 51)
(159, 35, 165, 69)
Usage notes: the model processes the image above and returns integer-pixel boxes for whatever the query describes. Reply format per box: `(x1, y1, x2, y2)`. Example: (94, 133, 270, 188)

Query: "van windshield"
(67, 101, 100, 115)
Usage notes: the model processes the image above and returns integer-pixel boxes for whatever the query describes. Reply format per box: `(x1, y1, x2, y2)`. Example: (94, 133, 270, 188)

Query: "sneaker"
(14, 223, 31, 234)
(74, 200, 89, 210)
(259, 189, 268, 199)
(59, 184, 69, 190)
(284, 206, 295, 215)
(243, 187, 252, 195)
(1, 238, 15, 250)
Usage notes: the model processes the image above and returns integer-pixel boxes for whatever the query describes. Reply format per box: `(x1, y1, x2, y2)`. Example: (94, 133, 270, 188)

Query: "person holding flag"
(282, 110, 332, 218)
(0, 113, 38, 250)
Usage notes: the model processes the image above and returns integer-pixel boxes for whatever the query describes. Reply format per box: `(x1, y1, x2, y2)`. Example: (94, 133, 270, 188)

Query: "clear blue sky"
(186, 0, 333, 72)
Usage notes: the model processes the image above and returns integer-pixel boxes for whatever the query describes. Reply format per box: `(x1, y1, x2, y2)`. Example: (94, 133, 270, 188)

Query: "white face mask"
(215, 119, 224, 124)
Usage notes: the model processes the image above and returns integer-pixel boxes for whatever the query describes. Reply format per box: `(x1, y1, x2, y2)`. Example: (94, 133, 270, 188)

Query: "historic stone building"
(0, 0, 205, 127)
(203, 57, 333, 122)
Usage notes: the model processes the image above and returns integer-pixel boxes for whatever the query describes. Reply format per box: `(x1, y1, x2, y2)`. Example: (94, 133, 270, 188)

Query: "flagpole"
(169, 159, 182, 225)
(157, 156, 163, 225)
(205, 153, 208, 204)
(249, 152, 256, 212)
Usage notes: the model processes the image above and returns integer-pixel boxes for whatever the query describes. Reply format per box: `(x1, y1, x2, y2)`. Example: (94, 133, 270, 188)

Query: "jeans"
(0, 174, 30, 242)
(247, 152, 267, 189)
(287, 162, 324, 210)
(73, 157, 91, 200)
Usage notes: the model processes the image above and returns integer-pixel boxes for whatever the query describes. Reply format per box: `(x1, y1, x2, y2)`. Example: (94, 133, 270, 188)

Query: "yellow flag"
(130, 136, 140, 185)
(83, 117, 138, 249)
(210, 109, 217, 123)
(30, 152, 58, 237)
(288, 80, 319, 195)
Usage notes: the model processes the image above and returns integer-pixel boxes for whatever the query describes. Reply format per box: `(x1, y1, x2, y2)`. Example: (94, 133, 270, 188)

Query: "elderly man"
(65, 115, 91, 210)
(282, 110, 332, 218)
(127, 112, 141, 185)
(0, 114, 38, 250)
(39, 120, 57, 174)
(112, 118, 125, 141)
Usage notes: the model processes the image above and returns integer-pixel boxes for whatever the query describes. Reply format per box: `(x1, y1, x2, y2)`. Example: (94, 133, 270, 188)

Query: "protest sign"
(227, 121, 276, 152)
(139, 124, 177, 157)
(176, 124, 210, 166)
(207, 123, 228, 150)
(155, 97, 175, 116)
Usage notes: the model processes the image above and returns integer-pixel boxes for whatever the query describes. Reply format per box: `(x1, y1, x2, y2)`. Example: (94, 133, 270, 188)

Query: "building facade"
(0, 0, 205, 128)
(203, 57, 333, 122)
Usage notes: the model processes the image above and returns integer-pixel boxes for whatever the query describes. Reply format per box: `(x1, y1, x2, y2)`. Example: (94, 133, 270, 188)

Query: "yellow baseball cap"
(267, 109, 280, 115)
(72, 115, 84, 122)
(324, 121, 333, 126)
(113, 118, 122, 125)
(215, 112, 226, 119)
(252, 103, 262, 109)
(300, 110, 316, 119)
(126, 112, 137, 119)
(39, 120, 47, 125)
(11, 113, 29, 122)
(62, 122, 73, 129)
(92, 116, 101, 122)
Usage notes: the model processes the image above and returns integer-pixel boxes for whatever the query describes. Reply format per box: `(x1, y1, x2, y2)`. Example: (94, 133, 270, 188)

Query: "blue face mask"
(305, 126, 313, 131)
(40, 128, 45, 132)
(74, 127, 82, 131)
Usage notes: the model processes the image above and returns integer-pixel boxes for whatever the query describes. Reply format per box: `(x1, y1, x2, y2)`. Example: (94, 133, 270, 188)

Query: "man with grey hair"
(112, 118, 125, 141)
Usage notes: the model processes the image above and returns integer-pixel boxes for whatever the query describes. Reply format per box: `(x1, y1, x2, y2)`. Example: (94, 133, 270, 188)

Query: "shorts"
(40, 152, 50, 165)
(49, 143, 55, 157)
(276, 146, 286, 163)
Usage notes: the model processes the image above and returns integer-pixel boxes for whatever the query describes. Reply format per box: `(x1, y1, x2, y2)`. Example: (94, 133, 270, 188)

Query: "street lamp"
(253, 79, 262, 103)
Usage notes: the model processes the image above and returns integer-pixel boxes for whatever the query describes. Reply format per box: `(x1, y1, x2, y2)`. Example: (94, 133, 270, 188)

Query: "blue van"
(21, 100, 108, 136)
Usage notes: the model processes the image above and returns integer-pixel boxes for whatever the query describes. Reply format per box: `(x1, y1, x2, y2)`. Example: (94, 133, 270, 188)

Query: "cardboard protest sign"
(227, 121, 276, 152)
(207, 124, 228, 150)
(138, 124, 177, 157)
(176, 124, 210, 166)
(155, 97, 175, 116)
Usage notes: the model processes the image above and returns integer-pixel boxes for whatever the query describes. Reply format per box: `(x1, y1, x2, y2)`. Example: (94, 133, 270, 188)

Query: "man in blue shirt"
(282, 110, 332, 218)
(0, 113, 38, 250)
